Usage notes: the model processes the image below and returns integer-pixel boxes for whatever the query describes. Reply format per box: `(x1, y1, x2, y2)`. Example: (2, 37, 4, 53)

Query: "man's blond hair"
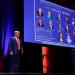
(14, 31, 20, 35)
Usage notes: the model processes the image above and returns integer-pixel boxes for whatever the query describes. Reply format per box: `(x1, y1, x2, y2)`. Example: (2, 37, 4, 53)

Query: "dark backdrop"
(0, 0, 73, 73)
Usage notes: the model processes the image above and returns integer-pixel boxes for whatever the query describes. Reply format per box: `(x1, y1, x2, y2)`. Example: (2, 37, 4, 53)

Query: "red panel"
(42, 46, 52, 73)
(42, 47, 49, 56)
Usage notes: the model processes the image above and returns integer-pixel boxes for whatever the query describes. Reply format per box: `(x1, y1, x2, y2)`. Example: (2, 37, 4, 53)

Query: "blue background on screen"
(24, 0, 75, 48)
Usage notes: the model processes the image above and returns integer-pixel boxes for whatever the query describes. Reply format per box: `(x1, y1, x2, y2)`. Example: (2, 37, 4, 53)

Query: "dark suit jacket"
(58, 38, 63, 42)
(49, 25, 54, 30)
(8, 37, 23, 55)
(56, 17, 61, 21)
(38, 23, 44, 27)
(37, 11, 44, 17)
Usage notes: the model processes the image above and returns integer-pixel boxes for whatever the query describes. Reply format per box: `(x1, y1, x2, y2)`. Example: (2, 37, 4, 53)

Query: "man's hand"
(10, 52, 13, 55)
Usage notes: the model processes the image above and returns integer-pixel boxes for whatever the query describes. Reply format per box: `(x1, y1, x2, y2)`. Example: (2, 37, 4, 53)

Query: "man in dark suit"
(38, 18, 44, 27)
(8, 31, 23, 73)
(49, 21, 54, 30)
(56, 14, 61, 21)
(58, 33, 63, 42)
(37, 8, 44, 17)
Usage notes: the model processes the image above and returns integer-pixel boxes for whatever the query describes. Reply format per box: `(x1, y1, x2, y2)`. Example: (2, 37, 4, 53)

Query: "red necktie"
(16, 38, 20, 50)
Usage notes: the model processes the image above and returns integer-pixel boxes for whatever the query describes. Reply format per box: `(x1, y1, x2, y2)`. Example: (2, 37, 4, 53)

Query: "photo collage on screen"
(35, 0, 75, 47)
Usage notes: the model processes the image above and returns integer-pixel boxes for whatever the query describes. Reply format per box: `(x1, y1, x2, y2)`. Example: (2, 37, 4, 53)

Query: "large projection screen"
(24, 0, 75, 48)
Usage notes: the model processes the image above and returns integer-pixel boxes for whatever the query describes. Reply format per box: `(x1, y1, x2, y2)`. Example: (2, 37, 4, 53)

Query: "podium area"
(16, 43, 73, 73)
